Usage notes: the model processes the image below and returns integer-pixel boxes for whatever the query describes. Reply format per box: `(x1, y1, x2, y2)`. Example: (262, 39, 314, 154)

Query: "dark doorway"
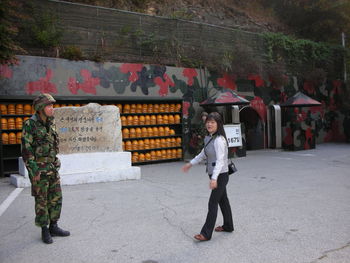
(240, 107, 264, 150)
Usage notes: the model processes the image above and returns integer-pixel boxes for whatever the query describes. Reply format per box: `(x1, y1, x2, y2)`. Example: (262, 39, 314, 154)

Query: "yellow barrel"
(16, 132, 22, 144)
(139, 116, 145, 125)
(15, 117, 23, 129)
(123, 104, 130, 113)
(125, 141, 132, 151)
(152, 127, 159, 137)
(164, 104, 169, 112)
(153, 104, 159, 113)
(142, 104, 148, 113)
(169, 104, 175, 112)
(145, 115, 151, 125)
(176, 137, 182, 147)
(147, 104, 153, 113)
(145, 153, 151, 161)
(136, 127, 142, 138)
(130, 104, 136, 113)
(132, 140, 139, 150)
(161, 149, 167, 159)
(174, 114, 181, 124)
(9, 132, 16, 144)
(0, 104, 7, 115)
(8, 104, 15, 115)
(168, 115, 175, 124)
(158, 127, 165, 137)
(15, 104, 23, 114)
(127, 116, 133, 126)
(176, 149, 182, 158)
(164, 127, 170, 136)
(156, 115, 163, 124)
(24, 104, 32, 114)
(129, 128, 136, 138)
(7, 118, 15, 129)
(175, 103, 181, 112)
(138, 139, 144, 150)
(171, 149, 177, 158)
(132, 152, 139, 163)
(149, 139, 155, 149)
(136, 104, 142, 113)
(147, 127, 153, 137)
(169, 129, 175, 136)
(163, 115, 169, 124)
(155, 139, 161, 148)
(133, 116, 139, 126)
(139, 153, 145, 162)
(166, 138, 171, 147)
(150, 150, 156, 161)
(144, 139, 150, 149)
(150, 115, 157, 125)
(122, 128, 130, 139)
(159, 104, 165, 113)
(2, 133, 9, 144)
(1, 118, 7, 130)
(171, 138, 176, 147)
(121, 116, 127, 126)
(156, 150, 162, 160)
(166, 149, 172, 159)
(141, 127, 148, 137)
(160, 138, 166, 148)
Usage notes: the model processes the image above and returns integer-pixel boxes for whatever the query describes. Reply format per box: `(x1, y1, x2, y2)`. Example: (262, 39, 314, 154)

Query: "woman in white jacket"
(182, 112, 234, 241)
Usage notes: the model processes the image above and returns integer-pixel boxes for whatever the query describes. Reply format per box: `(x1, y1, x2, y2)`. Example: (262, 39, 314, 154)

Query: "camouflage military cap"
(33, 93, 56, 112)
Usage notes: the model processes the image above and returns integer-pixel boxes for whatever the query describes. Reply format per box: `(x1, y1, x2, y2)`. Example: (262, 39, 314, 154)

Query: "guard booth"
(280, 92, 321, 151)
(199, 88, 249, 157)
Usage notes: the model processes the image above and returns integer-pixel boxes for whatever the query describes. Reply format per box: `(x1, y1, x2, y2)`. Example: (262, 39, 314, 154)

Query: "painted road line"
(0, 188, 24, 217)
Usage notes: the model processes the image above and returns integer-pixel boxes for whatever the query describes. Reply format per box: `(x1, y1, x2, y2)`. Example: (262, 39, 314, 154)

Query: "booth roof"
(280, 92, 321, 107)
(200, 89, 250, 106)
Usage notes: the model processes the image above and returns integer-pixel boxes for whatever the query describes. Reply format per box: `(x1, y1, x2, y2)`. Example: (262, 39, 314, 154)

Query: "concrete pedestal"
(10, 152, 141, 188)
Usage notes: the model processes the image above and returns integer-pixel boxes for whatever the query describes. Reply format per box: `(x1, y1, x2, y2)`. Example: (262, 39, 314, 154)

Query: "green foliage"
(0, 0, 24, 64)
(169, 9, 194, 20)
(60, 46, 84, 61)
(261, 0, 350, 44)
(30, 10, 62, 48)
(262, 32, 345, 77)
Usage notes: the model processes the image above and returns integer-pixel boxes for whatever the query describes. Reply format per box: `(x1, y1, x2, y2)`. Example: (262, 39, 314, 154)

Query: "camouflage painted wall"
(0, 55, 347, 156)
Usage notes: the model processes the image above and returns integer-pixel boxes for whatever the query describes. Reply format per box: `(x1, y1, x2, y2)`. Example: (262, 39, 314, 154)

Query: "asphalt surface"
(0, 143, 349, 263)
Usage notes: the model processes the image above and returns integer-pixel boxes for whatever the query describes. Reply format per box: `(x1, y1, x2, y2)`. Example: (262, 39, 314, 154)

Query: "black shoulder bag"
(228, 159, 237, 175)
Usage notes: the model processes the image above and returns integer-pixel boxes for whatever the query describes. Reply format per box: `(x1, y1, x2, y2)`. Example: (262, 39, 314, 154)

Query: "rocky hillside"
(66, 0, 291, 34)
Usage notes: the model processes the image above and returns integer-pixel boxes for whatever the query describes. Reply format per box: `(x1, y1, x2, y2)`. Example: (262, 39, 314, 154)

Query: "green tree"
(0, 0, 24, 64)
(263, 0, 350, 45)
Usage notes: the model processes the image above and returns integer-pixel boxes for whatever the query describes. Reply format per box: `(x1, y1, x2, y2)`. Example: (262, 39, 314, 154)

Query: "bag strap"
(204, 135, 216, 157)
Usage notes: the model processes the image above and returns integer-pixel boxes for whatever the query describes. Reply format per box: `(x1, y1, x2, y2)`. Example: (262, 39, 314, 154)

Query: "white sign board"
(224, 124, 242, 147)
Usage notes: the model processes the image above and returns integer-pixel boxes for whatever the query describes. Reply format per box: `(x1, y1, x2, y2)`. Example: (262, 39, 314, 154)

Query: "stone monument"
(11, 103, 141, 187)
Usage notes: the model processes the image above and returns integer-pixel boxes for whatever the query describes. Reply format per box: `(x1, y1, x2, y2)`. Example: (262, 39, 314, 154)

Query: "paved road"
(0, 143, 349, 263)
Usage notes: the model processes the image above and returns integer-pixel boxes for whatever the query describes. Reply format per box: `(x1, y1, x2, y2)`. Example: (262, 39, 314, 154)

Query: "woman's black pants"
(201, 172, 234, 239)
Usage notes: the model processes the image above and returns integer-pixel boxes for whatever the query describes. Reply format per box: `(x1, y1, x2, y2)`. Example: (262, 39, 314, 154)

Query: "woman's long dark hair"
(205, 112, 228, 144)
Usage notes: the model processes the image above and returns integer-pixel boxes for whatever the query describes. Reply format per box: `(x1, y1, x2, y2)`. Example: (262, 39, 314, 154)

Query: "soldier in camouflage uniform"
(22, 93, 70, 244)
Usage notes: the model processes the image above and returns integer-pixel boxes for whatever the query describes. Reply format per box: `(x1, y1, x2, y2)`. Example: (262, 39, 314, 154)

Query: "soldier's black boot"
(49, 222, 70, 237)
(41, 226, 53, 244)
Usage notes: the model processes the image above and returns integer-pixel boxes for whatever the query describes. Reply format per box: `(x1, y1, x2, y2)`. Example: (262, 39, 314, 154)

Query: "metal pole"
(342, 32, 347, 82)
